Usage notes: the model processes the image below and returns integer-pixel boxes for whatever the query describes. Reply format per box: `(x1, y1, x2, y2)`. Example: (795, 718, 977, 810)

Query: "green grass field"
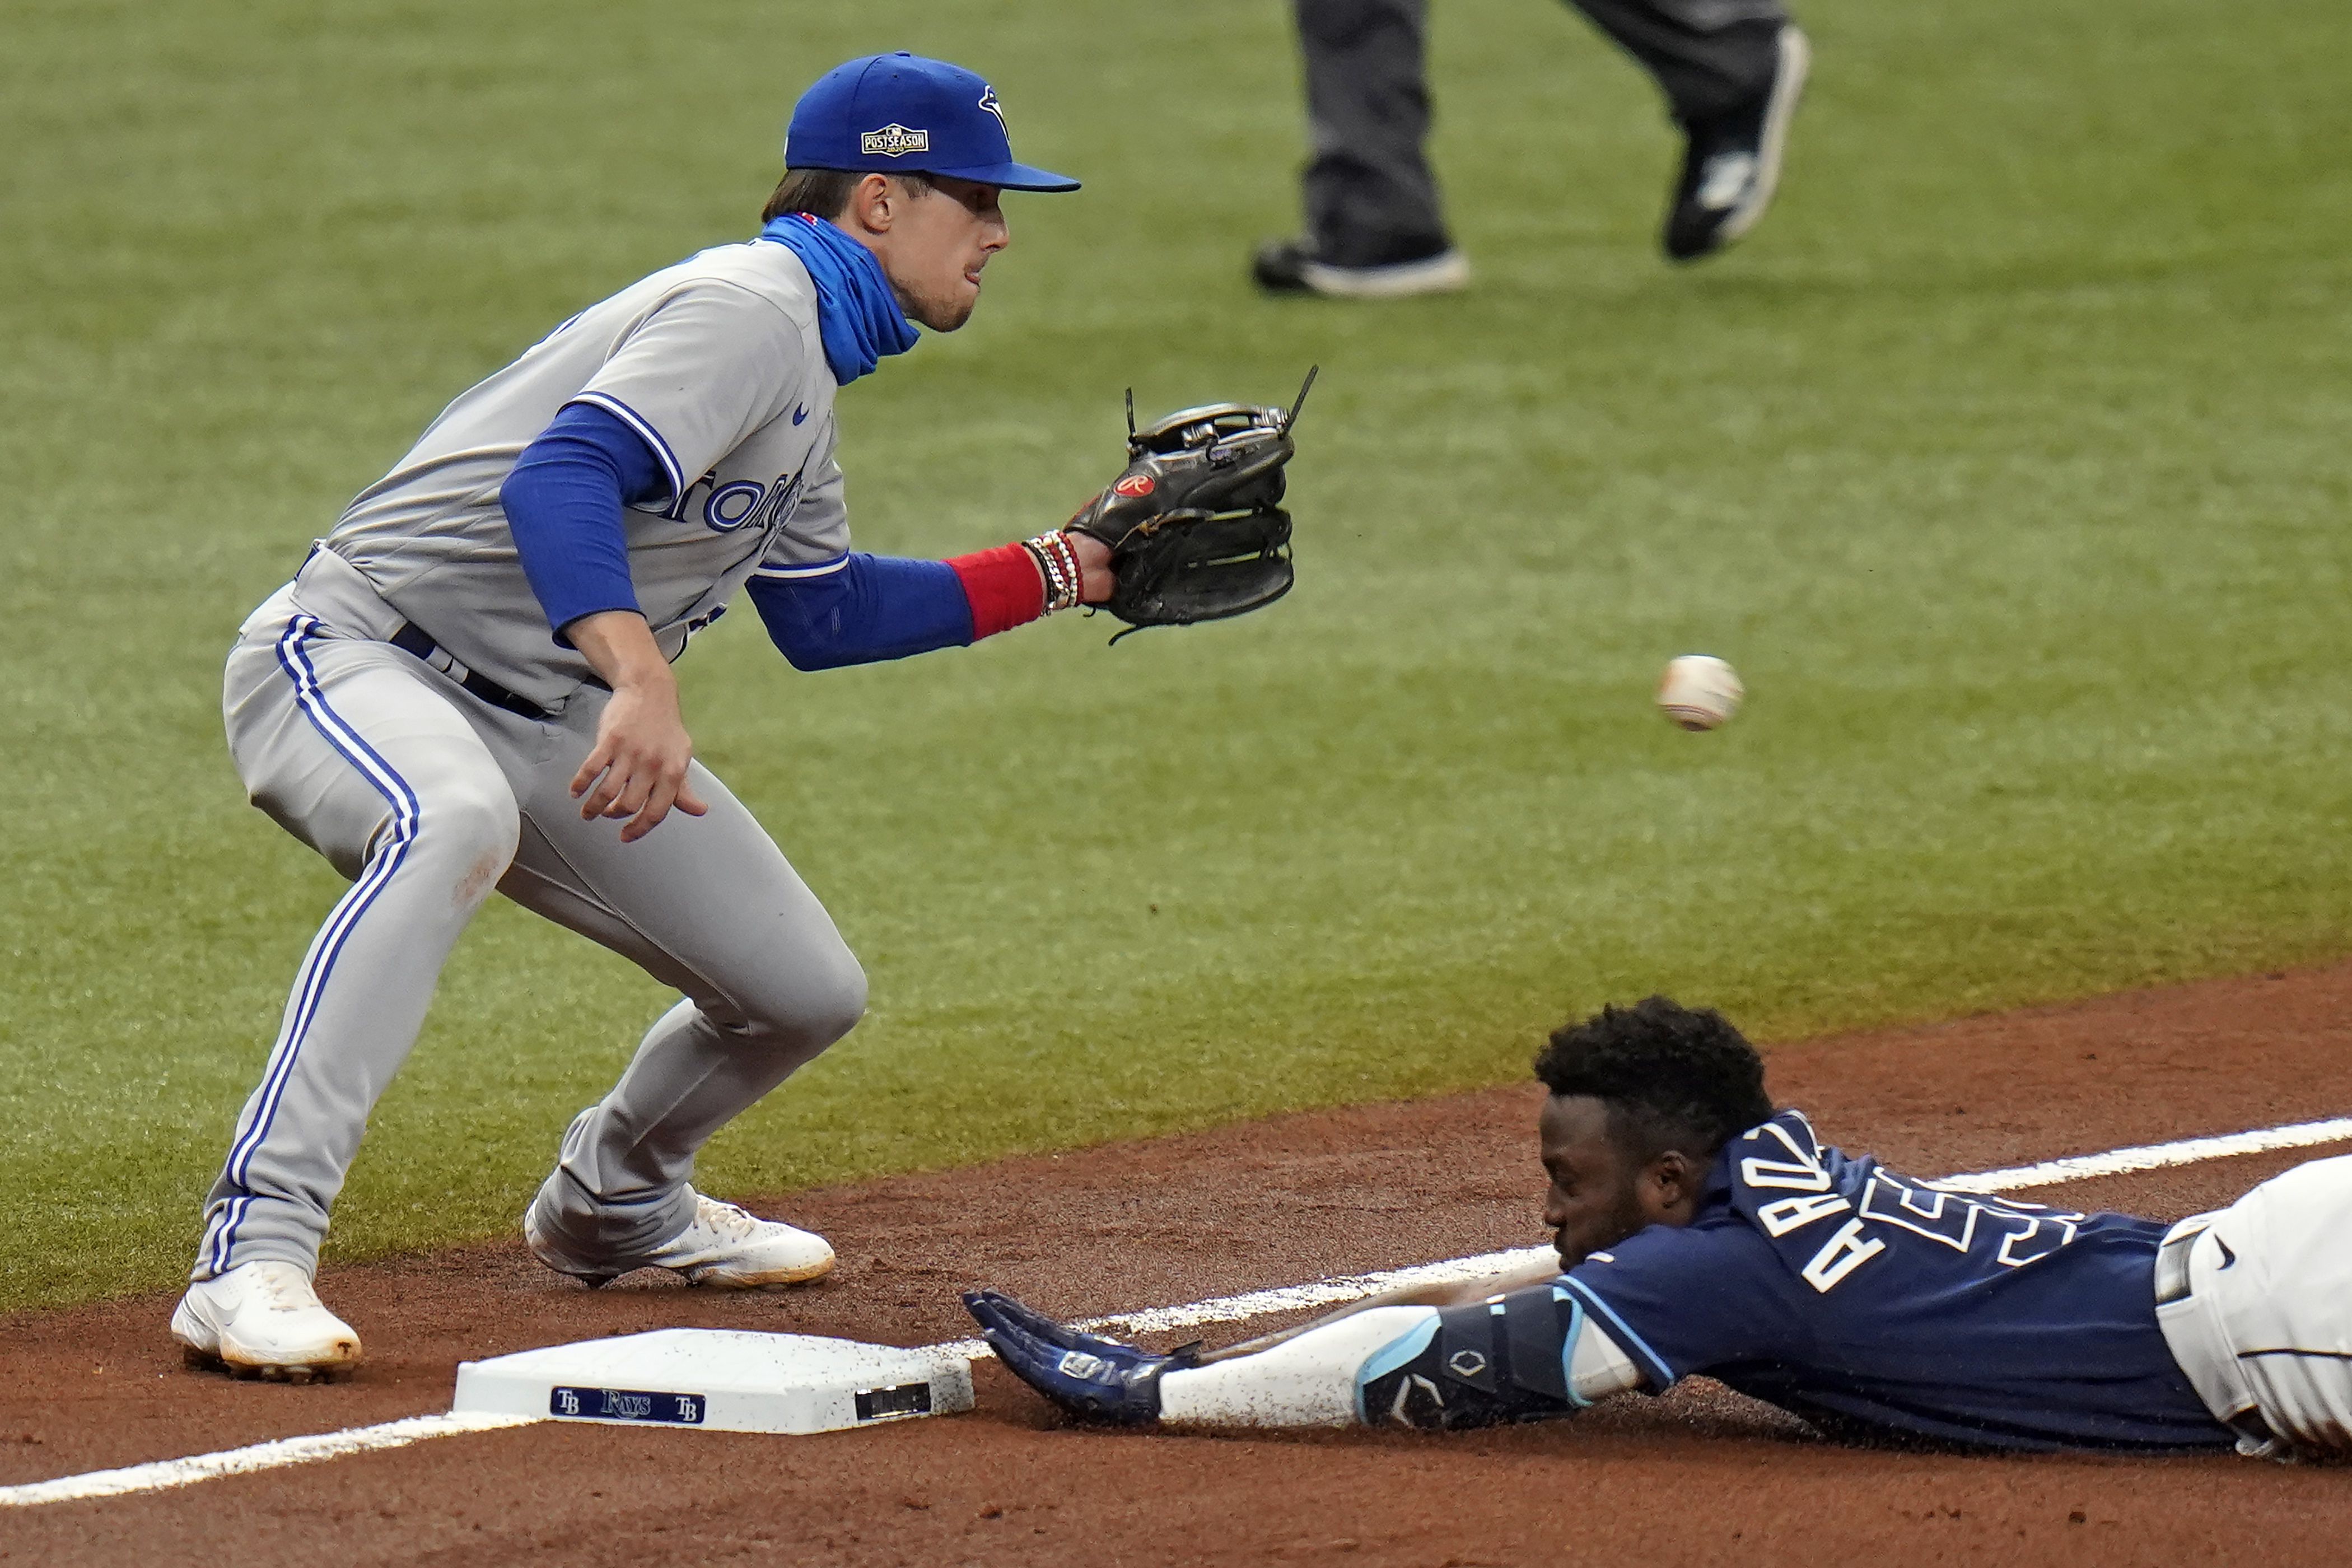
(3, 0, 2348, 1310)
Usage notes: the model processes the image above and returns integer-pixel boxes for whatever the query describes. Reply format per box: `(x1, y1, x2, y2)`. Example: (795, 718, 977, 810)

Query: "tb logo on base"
(549, 1385, 706, 1424)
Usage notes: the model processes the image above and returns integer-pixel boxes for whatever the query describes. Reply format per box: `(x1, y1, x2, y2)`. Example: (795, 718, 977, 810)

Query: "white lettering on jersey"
(1756, 1191, 1854, 1236)
(1799, 1219, 1888, 1294)
(1858, 1172, 1977, 1249)
(1994, 1215, 2080, 1268)
(1859, 1172, 2083, 1269)
(1740, 1118, 1832, 1192)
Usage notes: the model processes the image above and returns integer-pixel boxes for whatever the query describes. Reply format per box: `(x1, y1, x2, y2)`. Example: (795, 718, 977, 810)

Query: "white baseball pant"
(2157, 1152, 2352, 1457)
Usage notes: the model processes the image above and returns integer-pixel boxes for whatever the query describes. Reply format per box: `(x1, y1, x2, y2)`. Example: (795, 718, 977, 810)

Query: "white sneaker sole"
(170, 1299, 362, 1383)
(1296, 250, 1472, 300)
(1717, 26, 1811, 248)
(524, 1208, 836, 1290)
(682, 1250, 837, 1290)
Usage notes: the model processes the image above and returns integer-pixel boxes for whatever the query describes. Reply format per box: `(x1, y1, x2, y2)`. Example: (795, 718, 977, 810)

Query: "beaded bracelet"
(1049, 533, 1084, 609)
(1022, 531, 1084, 615)
(1040, 538, 1074, 610)
(1018, 538, 1058, 609)
(1023, 537, 1065, 614)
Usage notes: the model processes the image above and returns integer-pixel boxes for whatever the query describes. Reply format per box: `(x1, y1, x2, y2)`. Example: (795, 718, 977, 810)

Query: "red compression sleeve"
(948, 542, 1047, 640)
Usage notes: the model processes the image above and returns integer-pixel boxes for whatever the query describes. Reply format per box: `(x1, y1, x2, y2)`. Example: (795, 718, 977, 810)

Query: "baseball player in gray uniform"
(172, 53, 1096, 1379)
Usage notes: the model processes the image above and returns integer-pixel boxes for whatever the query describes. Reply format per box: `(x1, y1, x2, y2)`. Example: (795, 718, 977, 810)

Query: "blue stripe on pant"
(204, 617, 424, 1274)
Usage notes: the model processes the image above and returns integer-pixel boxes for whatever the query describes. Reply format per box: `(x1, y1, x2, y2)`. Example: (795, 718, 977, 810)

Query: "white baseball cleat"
(170, 1261, 363, 1382)
(525, 1187, 836, 1289)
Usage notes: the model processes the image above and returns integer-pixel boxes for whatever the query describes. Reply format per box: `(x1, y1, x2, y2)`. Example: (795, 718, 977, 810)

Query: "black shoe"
(1663, 25, 1811, 263)
(1251, 237, 1471, 298)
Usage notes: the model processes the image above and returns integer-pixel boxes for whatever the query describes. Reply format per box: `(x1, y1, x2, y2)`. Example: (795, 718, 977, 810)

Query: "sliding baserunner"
(175, 53, 1099, 1379)
(969, 997, 2352, 1457)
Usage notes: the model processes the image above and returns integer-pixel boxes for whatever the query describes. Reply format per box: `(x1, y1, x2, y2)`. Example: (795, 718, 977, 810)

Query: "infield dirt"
(7, 963, 2352, 1565)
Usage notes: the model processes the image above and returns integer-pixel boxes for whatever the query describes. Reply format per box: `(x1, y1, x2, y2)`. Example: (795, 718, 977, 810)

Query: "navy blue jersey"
(1557, 1110, 2230, 1452)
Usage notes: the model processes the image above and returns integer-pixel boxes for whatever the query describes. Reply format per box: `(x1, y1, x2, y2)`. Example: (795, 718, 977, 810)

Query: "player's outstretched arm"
(964, 1280, 1642, 1434)
(745, 531, 1111, 671)
(1198, 1253, 1564, 1366)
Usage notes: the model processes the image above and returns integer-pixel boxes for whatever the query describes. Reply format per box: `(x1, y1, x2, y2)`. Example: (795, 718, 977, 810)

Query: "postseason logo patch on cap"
(787, 53, 1078, 190)
(859, 123, 931, 157)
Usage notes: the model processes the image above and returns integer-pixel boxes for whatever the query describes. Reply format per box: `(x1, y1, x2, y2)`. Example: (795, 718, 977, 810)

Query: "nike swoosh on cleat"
(2215, 1237, 2237, 1268)
(792, 405, 809, 425)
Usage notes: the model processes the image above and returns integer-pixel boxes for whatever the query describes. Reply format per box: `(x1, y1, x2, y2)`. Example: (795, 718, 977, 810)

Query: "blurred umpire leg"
(1567, 0, 1809, 260)
(498, 687, 864, 1280)
(1254, 0, 1471, 298)
(1255, 0, 1806, 287)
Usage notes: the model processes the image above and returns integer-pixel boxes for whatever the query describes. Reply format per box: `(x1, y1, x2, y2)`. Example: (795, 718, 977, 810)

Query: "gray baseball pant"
(193, 550, 865, 1281)
(1292, 0, 1791, 264)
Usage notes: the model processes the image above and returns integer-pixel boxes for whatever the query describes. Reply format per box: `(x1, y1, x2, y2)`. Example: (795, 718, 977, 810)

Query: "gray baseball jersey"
(327, 238, 853, 708)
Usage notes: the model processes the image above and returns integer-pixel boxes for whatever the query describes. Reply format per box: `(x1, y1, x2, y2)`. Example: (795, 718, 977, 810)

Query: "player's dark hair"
(1533, 997, 1772, 1163)
(762, 167, 935, 223)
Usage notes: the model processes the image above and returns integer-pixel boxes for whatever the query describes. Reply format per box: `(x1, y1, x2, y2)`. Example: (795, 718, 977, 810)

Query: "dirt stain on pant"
(455, 847, 512, 910)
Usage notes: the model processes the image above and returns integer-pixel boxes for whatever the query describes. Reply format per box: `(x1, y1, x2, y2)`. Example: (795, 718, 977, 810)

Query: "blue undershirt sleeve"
(501, 402, 670, 644)
(747, 556, 977, 671)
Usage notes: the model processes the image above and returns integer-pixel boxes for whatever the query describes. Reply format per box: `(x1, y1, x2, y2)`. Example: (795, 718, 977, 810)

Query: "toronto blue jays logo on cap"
(785, 52, 1080, 192)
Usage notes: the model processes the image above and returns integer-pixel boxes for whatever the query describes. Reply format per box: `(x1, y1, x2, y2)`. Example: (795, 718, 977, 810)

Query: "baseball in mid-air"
(1656, 655, 1744, 731)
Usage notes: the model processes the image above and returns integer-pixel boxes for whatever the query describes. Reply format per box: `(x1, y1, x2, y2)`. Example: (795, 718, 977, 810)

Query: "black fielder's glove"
(962, 1289, 1199, 1425)
(1065, 369, 1317, 641)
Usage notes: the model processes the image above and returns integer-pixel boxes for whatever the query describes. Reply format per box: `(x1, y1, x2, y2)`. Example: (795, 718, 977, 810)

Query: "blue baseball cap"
(786, 53, 1079, 193)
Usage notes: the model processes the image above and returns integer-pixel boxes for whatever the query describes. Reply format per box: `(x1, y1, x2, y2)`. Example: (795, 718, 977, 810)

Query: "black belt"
(388, 622, 559, 722)
(2153, 1224, 2202, 1307)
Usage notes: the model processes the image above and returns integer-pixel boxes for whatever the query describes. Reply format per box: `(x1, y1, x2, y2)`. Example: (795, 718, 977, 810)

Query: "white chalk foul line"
(10, 1111, 2349, 1509)
(920, 1248, 1565, 1366)
(0, 1411, 535, 1509)
(1933, 1115, 2352, 1194)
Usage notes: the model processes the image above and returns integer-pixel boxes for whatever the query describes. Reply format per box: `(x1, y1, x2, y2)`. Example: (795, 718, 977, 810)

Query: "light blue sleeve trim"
(566, 391, 685, 502)
(1555, 1296, 1595, 1409)
(1348, 1309, 1442, 1425)
(1557, 1276, 1676, 1392)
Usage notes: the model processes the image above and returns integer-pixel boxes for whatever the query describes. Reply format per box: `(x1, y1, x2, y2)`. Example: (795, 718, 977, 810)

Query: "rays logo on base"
(860, 123, 930, 157)
(550, 1385, 706, 1424)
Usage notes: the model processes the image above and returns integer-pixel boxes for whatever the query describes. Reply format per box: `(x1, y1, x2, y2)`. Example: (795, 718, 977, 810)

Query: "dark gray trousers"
(1295, 0, 1790, 263)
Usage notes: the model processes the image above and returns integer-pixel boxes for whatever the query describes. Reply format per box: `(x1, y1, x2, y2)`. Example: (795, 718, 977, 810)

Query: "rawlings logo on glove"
(1066, 368, 1316, 641)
